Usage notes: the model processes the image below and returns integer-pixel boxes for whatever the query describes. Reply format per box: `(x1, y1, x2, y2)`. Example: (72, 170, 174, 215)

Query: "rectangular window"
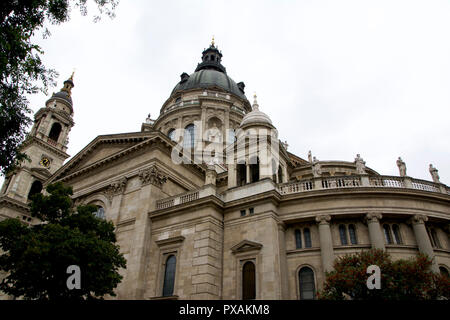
(240, 210, 246, 217)
(304, 228, 312, 248)
(249, 208, 254, 215)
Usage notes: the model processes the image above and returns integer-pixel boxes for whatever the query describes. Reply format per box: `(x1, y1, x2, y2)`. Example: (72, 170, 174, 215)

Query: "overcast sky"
(3, 0, 450, 187)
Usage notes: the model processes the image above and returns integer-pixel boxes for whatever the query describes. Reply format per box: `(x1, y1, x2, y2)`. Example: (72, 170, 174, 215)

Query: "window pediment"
(231, 240, 263, 254)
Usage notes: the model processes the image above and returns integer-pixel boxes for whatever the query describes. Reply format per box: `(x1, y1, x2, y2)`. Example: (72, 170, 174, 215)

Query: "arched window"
(183, 124, 195, 149)
(295, 229, 302, 249)
(48, 122, 62, 142)
(249, 157, 259, 183)
(242, 261, 256, 300)
(168, 129, 176, 141)
(383, 224, 393, 244)
(439, 266, 449, 278)
(271, 159, 277, 182)
(392, 224, 402, 244)
(162, 255, 177, 297)
(237, 162, 247, 186)
(303, 228, 312, 248)
(93, 206, 105, 220)
(348, 224, 358, 245)
(27, 180, 43, 200)
(339, 224, 348, 245)
(277, 166, 283, 183)
(299, 267, 316, 300)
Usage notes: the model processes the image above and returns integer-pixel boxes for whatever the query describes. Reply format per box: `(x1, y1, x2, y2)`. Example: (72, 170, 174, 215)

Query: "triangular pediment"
(70, 141, 137, 172)
(48, 131, 161, 182)
(231, 240, 263, 254)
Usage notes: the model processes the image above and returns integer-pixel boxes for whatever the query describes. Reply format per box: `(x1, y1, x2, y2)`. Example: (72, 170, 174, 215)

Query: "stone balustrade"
(156, 175, 448, 210)
(278, 175, 448, 195)
(155, 185, 216, 210)
(369, 175, 404, 188)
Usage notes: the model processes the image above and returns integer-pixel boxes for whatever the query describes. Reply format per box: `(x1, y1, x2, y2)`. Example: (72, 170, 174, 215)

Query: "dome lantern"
(195, 37, 226, 74)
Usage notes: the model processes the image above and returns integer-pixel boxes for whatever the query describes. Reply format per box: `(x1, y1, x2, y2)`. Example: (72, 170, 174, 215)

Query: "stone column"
(409, 214, 439, 273)
(227, 164, 236, 189)
(246, 159, 250, 184)
(365, 212, 385, 250)
(315, 214, 335, 273)
(200, 105, 207, 155)
(224, 109, 230, 144)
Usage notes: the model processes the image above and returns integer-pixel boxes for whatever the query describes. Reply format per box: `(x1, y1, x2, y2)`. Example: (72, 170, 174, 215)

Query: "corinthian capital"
(409, 214, 428, 225)
(315, 214, 331, 224)
(139, 166, 167, 188)
(104, 176, 128, 202)
(365, 212, 382, 223)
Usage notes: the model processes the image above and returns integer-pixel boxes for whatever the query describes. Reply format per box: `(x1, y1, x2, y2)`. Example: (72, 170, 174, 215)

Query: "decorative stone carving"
(205, 166, 217, 185)
(365, 212, 382, 222)
(409, 214, 428, 225)
(312, 158, 322, 178)
(396, 157, 407, 177)
(315, 214, 331, 224)
(139, 166, 167, 188)
(355, 154, 366, 174)
(104, 177, 128, 201)
(308, 150, 312, 163)
(429, 164, 440, 183)
(73, 197, 82, 207)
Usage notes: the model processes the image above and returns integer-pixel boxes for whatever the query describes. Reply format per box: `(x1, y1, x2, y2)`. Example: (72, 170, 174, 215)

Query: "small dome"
(52, 91, 72, 104)
(240, 95, 273, 128)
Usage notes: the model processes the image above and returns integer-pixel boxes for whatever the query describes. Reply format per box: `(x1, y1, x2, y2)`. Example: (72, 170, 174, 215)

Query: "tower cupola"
(45, 72, 75, 115)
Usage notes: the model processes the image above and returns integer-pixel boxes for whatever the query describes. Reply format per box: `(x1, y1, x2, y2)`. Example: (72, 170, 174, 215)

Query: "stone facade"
(1, 43, 449, 300)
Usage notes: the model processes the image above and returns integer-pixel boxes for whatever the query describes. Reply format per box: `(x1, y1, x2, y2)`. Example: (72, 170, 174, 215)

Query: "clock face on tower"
(40, 157, 51, 168)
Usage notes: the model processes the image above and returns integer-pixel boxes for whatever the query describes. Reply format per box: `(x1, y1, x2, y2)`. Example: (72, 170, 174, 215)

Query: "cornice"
(223, 190, 281, 210)
(0, 196, 30, 213)
(21, 136, 69, 159)
(50, 132, 206, 184)
(35, 107, 74, 125)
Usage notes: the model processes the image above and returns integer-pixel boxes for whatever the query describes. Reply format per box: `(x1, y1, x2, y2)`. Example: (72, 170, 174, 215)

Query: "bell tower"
(0, 74, 75, 210)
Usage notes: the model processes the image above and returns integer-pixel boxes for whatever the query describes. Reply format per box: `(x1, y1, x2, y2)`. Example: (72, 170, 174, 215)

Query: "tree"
(0, 0, 118, 175)
(318, 249, 450, 300)
(0, 182, 126, 300)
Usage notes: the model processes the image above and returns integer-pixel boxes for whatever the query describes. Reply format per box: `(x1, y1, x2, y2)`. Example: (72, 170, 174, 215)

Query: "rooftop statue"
(397, 157, 407, 177)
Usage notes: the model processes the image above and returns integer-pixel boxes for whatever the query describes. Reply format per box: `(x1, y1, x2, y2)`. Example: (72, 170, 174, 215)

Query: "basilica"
(1, 41, 449, 300)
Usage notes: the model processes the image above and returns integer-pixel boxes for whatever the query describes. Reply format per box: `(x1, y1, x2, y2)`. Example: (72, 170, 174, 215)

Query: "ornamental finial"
(69, 69, 75, 81)
(252, 92, 259, 110)
(211, 35, 215, 47)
